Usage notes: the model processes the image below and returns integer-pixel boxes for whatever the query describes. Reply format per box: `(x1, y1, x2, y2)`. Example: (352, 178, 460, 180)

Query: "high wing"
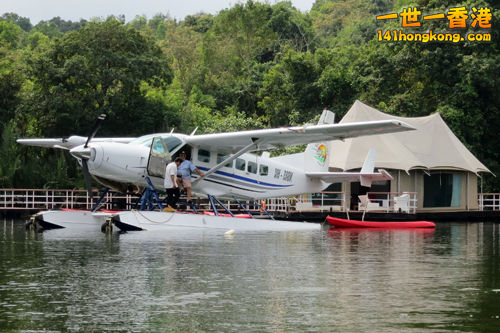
(16, 135, 135, 150)
(184, 120, 415, 153)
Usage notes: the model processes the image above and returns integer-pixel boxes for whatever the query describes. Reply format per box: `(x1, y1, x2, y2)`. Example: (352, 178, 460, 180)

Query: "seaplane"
(18, 109, 415, 233)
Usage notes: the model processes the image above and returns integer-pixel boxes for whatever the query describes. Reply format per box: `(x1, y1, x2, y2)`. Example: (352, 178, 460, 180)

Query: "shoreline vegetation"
(0, 0, 498, 190)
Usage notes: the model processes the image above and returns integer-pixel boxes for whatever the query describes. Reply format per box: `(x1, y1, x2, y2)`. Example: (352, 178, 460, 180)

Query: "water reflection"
(0, 219, 499, 331)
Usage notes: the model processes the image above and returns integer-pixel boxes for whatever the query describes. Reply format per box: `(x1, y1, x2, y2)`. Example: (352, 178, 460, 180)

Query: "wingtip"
(396, 120, 416, 130)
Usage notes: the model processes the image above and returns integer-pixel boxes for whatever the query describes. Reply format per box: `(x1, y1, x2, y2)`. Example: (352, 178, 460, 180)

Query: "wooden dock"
(1, 188, 500, 222)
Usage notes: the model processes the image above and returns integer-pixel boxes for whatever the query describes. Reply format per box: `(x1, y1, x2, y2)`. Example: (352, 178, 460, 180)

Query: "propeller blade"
(85, 114, 106, 148)
(81, 159, 94, 201)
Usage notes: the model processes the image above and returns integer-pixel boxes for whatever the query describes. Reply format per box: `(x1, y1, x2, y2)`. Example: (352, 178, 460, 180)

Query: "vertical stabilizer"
(303, 109, 335, 172)
(360, 149, 376, 187)
(360, 149, 376, 174)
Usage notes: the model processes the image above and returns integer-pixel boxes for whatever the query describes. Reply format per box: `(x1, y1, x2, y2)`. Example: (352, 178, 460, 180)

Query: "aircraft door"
(147, 137, 171, 178)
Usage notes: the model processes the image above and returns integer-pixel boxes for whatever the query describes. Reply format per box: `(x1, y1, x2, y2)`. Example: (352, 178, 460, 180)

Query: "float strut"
(140, 177, 164, 211)
(188, 201, 198, 214)
(232, 196, 254, 219)
(212, 196, 235, 217)
(208, 195, 218, 216)
(91, 187, 110, 212)
(207, 195, 235, 217)
(253, 200, 275, 220)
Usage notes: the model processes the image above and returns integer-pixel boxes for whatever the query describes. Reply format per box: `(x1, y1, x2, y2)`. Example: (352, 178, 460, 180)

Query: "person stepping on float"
(177, 151, 204, 203)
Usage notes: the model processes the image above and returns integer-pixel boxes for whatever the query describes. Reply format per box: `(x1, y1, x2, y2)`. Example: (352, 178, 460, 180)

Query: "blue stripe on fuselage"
(197, 166, 292, 188)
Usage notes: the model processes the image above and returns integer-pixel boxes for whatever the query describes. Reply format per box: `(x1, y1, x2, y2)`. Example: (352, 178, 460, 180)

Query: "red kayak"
(326, 216, 435, 228)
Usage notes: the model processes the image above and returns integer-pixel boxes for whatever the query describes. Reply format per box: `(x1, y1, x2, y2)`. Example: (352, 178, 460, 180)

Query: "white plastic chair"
(358, 195, 384, 212)
(394, 193, 411, 213)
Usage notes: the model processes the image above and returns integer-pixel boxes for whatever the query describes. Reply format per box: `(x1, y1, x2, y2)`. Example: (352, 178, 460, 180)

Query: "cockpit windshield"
(129, 135, 183, 153)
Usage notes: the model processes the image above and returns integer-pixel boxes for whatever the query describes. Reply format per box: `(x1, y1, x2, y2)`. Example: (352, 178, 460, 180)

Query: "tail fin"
(360, 149, 384, 187)
(360, 149, 376, 174)
(304, 109, 335, 172)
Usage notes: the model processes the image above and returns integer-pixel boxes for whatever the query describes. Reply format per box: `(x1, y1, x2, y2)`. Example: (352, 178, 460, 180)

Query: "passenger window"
(259, 165, 268, 176)
(235, 158, 246, 171)
(198, 149, 211, 163)
(247, 161, 257, 174)
(217, 153, 232, 168)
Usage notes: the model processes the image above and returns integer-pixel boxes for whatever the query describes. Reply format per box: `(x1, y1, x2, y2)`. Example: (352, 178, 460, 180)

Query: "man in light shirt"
(177, 151, 204, 202)
(165, 157, 183, 209)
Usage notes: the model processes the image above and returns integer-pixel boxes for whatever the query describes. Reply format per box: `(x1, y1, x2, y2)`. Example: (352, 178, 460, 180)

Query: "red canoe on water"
(326, 216, 436, 229)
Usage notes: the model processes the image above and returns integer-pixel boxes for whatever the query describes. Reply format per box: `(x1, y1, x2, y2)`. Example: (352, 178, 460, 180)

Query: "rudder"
(303, 109, 335, 172)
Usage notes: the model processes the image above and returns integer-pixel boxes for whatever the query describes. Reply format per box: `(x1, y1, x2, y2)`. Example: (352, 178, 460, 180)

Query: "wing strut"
(191, 139, 264, 186)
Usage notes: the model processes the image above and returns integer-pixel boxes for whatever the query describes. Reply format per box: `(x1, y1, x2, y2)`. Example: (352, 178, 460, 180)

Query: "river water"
(1, 219, 499, 332)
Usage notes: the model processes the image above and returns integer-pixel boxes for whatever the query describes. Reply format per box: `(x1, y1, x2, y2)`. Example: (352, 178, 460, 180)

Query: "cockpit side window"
(129, 135, 182, 152)
(147, 137, 171, 178)
(152, 139, 166, 154)
(163, 136, 182, 153)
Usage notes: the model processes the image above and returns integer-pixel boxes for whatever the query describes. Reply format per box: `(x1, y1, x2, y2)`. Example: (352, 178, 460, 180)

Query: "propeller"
(85, 114, 106, 148)
(71, 114, 106, 201)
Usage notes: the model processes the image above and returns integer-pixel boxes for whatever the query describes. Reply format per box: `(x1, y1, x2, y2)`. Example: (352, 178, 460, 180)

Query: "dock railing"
(259, 192, 345, 213)
(0, 189, 412, 213)
(0, 188, 285, 215)
(293, 191, 345, 212)
(0, 188, 134, 211)
(361, 192, 418, 214)
(3, 188, 499, 213)
(478, 193, 500, 211)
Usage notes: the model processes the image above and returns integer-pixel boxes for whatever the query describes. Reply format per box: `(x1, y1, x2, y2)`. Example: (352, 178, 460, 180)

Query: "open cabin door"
(147, 137, 171, 178)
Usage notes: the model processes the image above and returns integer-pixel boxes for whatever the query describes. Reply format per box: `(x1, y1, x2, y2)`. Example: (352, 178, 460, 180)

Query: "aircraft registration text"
(274, 168, 293, 182)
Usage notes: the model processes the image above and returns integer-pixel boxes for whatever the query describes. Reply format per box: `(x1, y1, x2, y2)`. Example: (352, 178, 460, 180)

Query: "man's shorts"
(182, 178, 191, 188)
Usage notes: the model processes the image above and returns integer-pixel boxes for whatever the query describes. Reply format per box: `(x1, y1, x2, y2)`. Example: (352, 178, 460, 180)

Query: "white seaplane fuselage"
(85, 134, 322, 200)
(18, 110, 415, 232)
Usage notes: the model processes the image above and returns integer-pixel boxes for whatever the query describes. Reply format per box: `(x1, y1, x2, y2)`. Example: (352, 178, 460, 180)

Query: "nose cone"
(70, 146, 92, 160)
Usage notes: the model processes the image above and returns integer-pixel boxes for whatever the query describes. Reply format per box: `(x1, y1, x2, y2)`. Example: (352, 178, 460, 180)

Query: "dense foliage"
(0, 0, 498, 190)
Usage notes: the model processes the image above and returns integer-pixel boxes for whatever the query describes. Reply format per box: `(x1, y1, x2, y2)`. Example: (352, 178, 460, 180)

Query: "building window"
(198, 149, 210, 163)
(424, 173, 461, 207)
(235, 158, 245, 171)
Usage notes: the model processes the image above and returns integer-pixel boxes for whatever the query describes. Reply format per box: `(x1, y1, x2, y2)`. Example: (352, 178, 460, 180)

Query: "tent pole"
(398, 170, 400, 193)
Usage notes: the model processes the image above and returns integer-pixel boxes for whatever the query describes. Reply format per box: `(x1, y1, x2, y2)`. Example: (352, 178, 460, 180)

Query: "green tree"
(20, 18, 173, 137)
(0, 21, 24, 128)
(0, 20, 23, 48)
(0, 12, 32, 32)
(259, 49, 322, 125)
(0, 124, 20, 187)
(268, 1, 315, 52)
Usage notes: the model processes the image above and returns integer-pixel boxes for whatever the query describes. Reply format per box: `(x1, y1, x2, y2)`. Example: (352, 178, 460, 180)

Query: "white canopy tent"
(329, 100, 490, 175)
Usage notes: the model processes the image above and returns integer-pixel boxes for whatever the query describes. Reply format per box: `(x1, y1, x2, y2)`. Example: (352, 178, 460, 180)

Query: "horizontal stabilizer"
(306, 148, 392, 187)
(305, 169, 393, 185)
